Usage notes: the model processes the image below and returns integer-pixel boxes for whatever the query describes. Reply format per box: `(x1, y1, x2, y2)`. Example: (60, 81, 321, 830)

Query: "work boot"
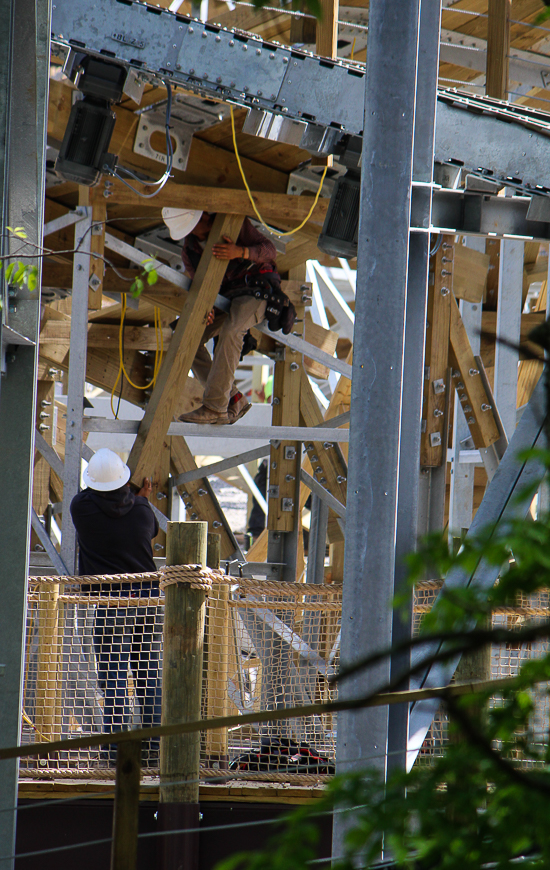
(228, 392, 251, 424)
(178, 404, 229, 425)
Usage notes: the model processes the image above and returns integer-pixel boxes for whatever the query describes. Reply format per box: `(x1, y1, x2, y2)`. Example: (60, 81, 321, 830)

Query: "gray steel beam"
(408, 376, 547, 767)
(305, 494, 329, 586)
(0, 0, 50, 863)
(59, 210, 93, 573)
(494, 240, 523, 441)
(388, 0, 441, 780)
(334, 9, 420, 862)
(300, 469, 346, 520)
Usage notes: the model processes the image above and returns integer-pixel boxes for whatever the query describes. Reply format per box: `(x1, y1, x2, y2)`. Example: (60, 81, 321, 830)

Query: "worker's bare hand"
(212, 235, 246, 260)
(137, 477, 152, 499)
(206, 309, 215, 326)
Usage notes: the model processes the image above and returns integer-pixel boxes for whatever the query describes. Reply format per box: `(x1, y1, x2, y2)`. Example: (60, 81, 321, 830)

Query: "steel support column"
(0, 0, 50, 863)
(494, 239, 523, 441)
(387, 0, 442, 778)
(59, 210, 93, 573)
(333, 4, 421, 859)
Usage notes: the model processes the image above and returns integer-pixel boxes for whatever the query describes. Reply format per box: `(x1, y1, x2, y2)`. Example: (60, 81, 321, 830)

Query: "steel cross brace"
(407, 376, 548, 769)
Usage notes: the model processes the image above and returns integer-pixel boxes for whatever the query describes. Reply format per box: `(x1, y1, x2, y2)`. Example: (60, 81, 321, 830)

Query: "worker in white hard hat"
(70, 448, 161, 766)
(162, 208, 279, 425)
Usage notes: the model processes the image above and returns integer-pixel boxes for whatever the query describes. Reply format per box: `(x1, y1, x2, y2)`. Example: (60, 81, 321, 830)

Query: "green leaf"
(27, 267, 37, 292)
(141, 258, 156, 272)
(146, 269, 158, 286)
(5, 262, 16, 283)
(131, 277, 144, 298)
(14, 262, 27, 284)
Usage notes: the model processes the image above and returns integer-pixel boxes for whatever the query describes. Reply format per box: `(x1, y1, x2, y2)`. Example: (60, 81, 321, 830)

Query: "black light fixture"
(54, 55, 126, 186)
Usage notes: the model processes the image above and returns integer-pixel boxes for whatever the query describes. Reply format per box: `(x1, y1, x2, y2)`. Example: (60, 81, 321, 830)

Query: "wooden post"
(110, 740, 142, 870)
(486, 0, 511, 100)
(204, 533, 229, 766)
(34, 583, 61, 742)
(158, 521, 207, 870)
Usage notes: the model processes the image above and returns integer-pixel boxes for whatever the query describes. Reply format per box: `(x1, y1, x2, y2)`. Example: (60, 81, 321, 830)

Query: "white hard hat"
(162, 208, 202, 240)
(83, 448, 131, 492)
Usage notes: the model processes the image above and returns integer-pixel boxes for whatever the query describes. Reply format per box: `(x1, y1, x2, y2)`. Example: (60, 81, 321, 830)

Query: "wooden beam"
(127, 213, 244, 486)
(316, 0, 338, 59)
(170, 437, 238, 560)
(102, 177, 329, 226)
(453, 243, 490, 303)
(40, 321, 172, 351)
(486, 0, 511, 100)
(449, 294, 500, 449)
(420, 238, 453, 467)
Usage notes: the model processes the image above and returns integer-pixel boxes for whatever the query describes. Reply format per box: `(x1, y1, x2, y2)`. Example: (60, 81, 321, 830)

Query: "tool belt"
(221, 270, 297, 335)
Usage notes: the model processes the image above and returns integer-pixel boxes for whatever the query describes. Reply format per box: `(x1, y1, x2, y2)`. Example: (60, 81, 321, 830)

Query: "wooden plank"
(316, 0, 338, 59)
(420, 238, 453, 466)
(486, 0, 511, 100)
(453, 243, 490, 303)
(303, 316, 339, 379)
(170, 436, 238, 560)
(517, 280, 547, 408)
(299, 369, 347, 507)
(126, 213, 244, 486)
(267, 355, 302, 533)
(102, 177, 328, 226)
(79, 186, 106, 310)
(449, 294, 501, 449)
(40, 321, 172, 351)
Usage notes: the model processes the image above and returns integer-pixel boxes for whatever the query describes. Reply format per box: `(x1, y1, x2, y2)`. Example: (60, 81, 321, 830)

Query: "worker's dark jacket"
(70, 486, 159, 594)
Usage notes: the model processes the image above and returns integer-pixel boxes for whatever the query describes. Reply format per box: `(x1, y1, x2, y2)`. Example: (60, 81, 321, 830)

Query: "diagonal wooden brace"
(127, 213, 244, 486)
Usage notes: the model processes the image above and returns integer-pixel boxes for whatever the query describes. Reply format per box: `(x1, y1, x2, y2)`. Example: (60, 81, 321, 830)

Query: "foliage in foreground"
(216, 453, 550, 869)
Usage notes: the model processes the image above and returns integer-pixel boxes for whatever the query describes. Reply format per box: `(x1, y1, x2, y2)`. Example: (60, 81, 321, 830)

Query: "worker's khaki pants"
(192, 295, 267, 413)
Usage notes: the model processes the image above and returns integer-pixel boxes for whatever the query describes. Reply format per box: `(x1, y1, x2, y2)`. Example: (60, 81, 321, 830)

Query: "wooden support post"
(204, 533, 229, 765)
(267, 355, 301, 534)
(128, 213, 244, 487)
(89, 187, 106, 310)
(420, 237, 453, 466)
(316, 0, 338, 58)
(486, 0, 511, 100)
(110, 740, 141, 870)
(34, 583, 61, 742)
(158, 521, 207, 870)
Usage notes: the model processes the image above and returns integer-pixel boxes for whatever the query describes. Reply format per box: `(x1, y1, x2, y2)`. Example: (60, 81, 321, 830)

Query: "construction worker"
(162, 208, 279, 425)
(70, 448, 161, 765)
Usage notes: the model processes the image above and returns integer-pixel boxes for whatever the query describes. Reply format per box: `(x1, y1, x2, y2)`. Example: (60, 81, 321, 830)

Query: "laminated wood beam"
(103, 178, 329, 226)
(126, 213, 244, 486)
(449, 294, 500, 449)
(79, 186, 106, 310)
(170, 437, 239, 559)
(266, 354, 302, 532)
(452, 244, 490, 303)
(40, 321, 172, 351)
(420, 237, 453, 466)
(486, 0, 511, 100)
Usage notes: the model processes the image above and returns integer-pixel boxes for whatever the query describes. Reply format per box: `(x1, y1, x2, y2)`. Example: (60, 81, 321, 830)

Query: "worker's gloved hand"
(212, 235, 246, 261)
(136, 477, 152, 499)
(206, 309, 215, 326)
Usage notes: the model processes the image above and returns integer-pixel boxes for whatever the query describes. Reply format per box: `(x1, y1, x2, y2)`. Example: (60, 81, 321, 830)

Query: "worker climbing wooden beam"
(126, 213, 244, 486)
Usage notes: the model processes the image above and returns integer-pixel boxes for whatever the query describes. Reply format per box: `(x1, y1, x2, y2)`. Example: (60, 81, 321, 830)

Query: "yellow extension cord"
(110, 295, 164, 417)
(229, 105, 328, 237)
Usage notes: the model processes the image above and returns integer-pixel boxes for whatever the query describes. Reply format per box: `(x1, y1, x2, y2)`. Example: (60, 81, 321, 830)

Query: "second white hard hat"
(83, 448, 131, 492)
(162, 208, 202, 240)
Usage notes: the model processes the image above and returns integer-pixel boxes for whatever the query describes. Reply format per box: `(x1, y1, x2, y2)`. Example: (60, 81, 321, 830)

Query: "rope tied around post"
(159, 563, 226, 593)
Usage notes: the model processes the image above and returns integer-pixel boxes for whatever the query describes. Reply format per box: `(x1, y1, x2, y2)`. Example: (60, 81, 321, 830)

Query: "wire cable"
(110, 296, 163, 415)
(229, 105, 328, 237)
(103, 81, 174, 198)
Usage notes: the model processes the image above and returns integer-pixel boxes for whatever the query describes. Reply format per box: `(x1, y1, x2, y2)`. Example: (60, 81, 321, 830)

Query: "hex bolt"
(243, 44, 248, 50)
(468, 417, 475, 424)
(215, 35, 221, 41)
(156, 492, 167, 500)
(289, 362, 299, 371)
(337, 475, 347, 483)
(213, 521, 222, 529)
(305, 443, 313, 451)
(185, 503, 193, 510)
(41, 400, 52, 407)
(202, 30, 207, 37)
(188, 26, 194, 32)
(434, 409, 444, 418)
(315, 466, 323, 474)
(323, 442, 333, 449)
(283, 57, 288, 63)
(39, 424, 51, 431)
(154, 543, 164, 552)
(272, 397, 280, 405)
(285, 474, 295, 481)
(463, 405, 472, 413)
(191, 512, 198, 520)
(469, 368, 479, 376)
(216, 76, 222, 83)
(457, 382, 464, 390)
(320, 477, 327, 484)
(440, 287, 450, 296)
(197, 488, 207, 496)
(180, 491, 189, 498)
(311, 455, 318, 462)
(229, 39, 234, 45)
(481, 403, 492, 412)
(39, 412, 50, 419)
(189, 67, 195, 74)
